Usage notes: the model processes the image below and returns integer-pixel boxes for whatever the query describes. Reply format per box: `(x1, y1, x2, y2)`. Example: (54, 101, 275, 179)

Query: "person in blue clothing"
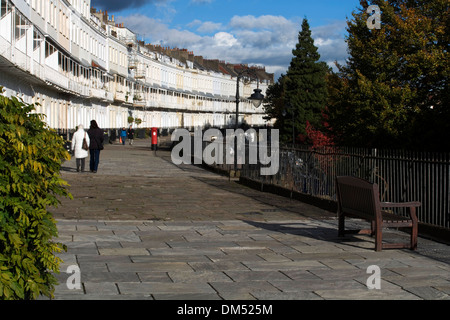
(120, 127, 127, 145)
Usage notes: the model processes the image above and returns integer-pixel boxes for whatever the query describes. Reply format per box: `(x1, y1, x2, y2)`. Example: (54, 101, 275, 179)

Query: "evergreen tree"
(263, 18, 329, 145)
(286, 18, 330, 144)
(327, 0, 449, 151)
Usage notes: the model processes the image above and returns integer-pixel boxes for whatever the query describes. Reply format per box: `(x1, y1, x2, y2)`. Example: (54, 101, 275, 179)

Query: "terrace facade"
(0, 0, 274, 132)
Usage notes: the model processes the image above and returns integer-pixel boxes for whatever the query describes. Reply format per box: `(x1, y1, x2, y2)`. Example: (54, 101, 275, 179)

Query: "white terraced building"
(0, 0, 274, 135)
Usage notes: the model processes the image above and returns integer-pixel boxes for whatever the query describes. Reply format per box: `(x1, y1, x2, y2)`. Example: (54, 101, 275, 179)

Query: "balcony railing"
(115, 91, 127, 102)
(105, 91, 114, 102)
(44, 65, 69, 89)
(69, 79, 89, 97)
(90, 87, 113, 102)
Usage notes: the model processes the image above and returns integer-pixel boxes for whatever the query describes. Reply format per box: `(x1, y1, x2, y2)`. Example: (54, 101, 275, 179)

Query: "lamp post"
(235, 67, 264, 130)
(230, 67, 264, 178)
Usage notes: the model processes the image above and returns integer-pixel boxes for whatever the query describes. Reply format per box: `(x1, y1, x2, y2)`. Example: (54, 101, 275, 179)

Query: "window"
(1, 0, 8, 17)
(14, 12, 27, 40)
(45, 42, 56, 58)
(33, 30, 43, 50)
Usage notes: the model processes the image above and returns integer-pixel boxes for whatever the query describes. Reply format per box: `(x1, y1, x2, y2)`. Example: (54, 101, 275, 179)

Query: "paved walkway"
(49, 139, 450, 300)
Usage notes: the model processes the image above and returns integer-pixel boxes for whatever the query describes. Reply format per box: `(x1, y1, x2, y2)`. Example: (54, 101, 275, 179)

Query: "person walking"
(87, 120, 104, 173)
(120, 127, 127, 145)
(71, 124, 90, 172)
(127, 125, 135, 145)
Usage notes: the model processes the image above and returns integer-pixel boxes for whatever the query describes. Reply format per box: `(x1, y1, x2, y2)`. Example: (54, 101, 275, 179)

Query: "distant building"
(0, 0, 274, 133)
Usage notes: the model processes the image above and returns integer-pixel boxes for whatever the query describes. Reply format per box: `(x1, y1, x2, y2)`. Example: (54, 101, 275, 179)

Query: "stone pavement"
(48, 138, 450, 300)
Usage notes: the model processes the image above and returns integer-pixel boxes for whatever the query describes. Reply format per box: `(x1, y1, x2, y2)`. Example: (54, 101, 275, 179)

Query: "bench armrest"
(381, 201, 421, 208)
(381, 201, 420, 223)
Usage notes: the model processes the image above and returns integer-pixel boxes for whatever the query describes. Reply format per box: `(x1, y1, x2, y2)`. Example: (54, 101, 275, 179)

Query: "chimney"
(194, 56, 204, 65)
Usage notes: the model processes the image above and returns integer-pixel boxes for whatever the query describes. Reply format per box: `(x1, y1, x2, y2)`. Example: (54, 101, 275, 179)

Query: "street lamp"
(249, 88, 264, 108)
(235, 67, 264, 129)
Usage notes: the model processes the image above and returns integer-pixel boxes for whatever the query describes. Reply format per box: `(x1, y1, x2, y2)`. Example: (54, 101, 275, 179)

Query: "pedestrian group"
(71, 119, 104, 173)
(71, 121, 137, 173)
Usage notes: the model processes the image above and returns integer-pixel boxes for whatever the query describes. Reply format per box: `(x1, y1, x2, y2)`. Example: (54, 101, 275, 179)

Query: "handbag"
(82, 132, 89, 151)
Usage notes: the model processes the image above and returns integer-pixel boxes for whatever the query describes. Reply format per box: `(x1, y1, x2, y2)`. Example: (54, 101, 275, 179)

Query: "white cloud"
(117, 14, 202, 47)
(312, 21, 349, 69)
(213, 32, 238, 47)
(230, 15, 294, 30)
(187, 19, 222, 33)
(197, 21, 223, 33)
(117, 14, 348, 80)
(187, 19, 202, 28)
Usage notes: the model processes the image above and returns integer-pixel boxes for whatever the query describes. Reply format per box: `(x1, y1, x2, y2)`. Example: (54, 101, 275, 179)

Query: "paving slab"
(46, 139, 450, 300)
(51, 217, 450, 300)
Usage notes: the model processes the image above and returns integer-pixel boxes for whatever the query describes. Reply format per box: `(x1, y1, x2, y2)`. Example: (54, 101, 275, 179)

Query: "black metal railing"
(238, 145, 450, 229)
(198, 135, 450, 230)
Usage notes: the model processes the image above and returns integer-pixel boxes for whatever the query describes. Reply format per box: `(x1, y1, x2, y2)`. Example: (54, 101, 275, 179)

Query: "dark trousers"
(90, 149, 101, 172)
(76, 158, 86, 172)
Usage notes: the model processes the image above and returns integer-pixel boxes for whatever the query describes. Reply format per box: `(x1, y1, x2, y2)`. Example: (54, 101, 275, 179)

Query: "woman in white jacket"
(71, 124, 90, 172)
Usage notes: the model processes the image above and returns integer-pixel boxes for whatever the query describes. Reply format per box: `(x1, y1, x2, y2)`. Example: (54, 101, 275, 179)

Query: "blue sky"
(91, 0, 362, 79)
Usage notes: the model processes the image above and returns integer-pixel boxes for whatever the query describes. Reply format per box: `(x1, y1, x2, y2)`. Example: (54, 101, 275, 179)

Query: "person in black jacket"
(127, 125, 135, 145)
(87, 120, 104, 173)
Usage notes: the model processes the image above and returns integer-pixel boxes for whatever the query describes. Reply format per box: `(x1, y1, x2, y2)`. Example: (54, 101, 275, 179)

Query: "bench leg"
(370, 221, 376, 236)
(411, 221, 418, 250)
(375, 227, 382, 252)
(410, 207, 418, 250)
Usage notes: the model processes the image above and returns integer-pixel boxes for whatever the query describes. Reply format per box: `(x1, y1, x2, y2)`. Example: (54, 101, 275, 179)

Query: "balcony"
(69, 80, 89, 97)
(115, 91, 126, 102)
(133, 100, 146, 108)
(105, 91, 114, 102)
(114, 91, 133, 103)
(0, 34, 46, 82)
(90, 87, 113, 102)
(44, 65, 69, 89)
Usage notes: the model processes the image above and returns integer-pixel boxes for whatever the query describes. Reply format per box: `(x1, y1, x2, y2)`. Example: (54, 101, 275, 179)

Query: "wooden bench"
(336, 176, 420, 252)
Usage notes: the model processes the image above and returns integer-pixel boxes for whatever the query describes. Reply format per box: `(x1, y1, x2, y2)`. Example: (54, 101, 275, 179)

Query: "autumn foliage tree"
(327, 0, 449, 151)
(305, 116, 335, 149)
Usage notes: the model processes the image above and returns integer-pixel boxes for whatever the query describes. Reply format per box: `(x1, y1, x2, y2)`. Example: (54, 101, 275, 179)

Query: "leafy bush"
(0, 90, 72, 299)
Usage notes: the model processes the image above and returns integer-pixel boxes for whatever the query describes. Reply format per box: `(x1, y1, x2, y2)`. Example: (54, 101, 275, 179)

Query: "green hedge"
(0, 90, 72, 299)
